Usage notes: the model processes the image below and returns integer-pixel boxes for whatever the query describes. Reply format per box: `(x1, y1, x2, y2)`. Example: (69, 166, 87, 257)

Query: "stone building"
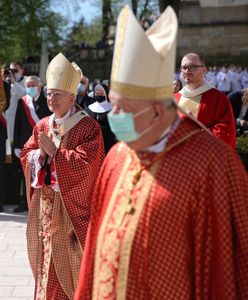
(177, 0, 248, 66)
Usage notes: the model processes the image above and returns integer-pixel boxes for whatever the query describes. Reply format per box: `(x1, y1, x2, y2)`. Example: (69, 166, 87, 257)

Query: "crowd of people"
(176, 64, 248, 94)
(0, 4, 248, 300)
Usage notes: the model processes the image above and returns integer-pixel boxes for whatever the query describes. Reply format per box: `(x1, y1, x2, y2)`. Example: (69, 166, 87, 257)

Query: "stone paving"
(0, 205, 34, 300)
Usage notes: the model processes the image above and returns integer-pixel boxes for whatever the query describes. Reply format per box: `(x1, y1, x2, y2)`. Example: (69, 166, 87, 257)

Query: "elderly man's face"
(109, 92, 157, 149)
(47, 89, 75, 118)
(25, 79, 39, 89)
(109, 92, 178, 151)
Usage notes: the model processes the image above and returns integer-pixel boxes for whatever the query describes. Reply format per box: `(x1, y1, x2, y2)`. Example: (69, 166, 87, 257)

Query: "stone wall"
(67, 47, 114, 81)
(177, 3, 248, 66)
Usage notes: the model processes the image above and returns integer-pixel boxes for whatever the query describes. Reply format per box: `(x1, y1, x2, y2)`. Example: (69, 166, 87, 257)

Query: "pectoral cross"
(54, 130, 59, 136)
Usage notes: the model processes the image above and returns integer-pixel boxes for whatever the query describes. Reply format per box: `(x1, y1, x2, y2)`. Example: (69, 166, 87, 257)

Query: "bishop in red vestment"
(21, 53, 105, 300)
(75, 6, 248, 300)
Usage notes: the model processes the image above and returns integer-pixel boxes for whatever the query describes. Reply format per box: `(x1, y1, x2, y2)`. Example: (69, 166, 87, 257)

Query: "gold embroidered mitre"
(46, 53, 82, 95)
(110, 5, 178, 101)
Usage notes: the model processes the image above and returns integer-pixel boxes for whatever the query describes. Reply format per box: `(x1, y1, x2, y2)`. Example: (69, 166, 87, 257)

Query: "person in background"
(3, 62, 27, 143)
(174, 53, 236, 148)
(205, 66, 218, 87)
(76, 75, 94, 109)
(172, 78, 182, 93)
(87, 84, 117, 153)
(102, 79, 110, 88)
(2, 62, 27, 207)
(75, 6, 248, 300)
(216, 64, 232, 95)
(228, 88, 248, 135)
(88, 78, 101, 98)
(13, 75, 51, 213)
(0, 70, 11, 212)
(20, 53, 105, 299)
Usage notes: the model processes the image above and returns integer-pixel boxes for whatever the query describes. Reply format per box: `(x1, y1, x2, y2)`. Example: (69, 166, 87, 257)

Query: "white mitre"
(110, 5, 178, 101)
(46, 53, 82, 95)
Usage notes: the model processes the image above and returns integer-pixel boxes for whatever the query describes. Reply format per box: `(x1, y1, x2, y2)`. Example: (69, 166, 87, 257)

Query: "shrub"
(236, 135, 248, 171)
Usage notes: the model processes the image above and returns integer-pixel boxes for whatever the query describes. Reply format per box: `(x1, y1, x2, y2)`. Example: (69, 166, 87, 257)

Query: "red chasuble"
(21, 112, 105, 300)
(75, 117, 248, 300)
(175, 88, 236, 148)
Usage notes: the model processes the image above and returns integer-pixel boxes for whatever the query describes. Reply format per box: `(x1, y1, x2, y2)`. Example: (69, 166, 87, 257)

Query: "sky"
(51, 1, 99, 25)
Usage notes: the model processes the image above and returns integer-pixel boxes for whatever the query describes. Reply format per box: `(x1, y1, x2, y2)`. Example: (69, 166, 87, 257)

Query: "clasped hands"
(38, 132, 57, 158)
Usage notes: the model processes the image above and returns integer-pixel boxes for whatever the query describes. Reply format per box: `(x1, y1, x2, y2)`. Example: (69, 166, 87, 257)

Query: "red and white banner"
(22, 96, 40, 128)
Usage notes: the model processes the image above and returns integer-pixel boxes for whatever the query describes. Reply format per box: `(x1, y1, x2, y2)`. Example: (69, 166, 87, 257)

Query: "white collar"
(144, 117, 181, 153)
(180, 81, 214, 98)
(26, 93, 40, 102)
(54, 108, 72, 125)
(88, 100, 112, 113)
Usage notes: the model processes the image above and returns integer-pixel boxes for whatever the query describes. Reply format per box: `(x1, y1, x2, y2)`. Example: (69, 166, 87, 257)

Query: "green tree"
(100, 0, 160, 43)
(64, 17, 102, 50)
(102, 0, 115, 43)
(0, 0, 66, 64)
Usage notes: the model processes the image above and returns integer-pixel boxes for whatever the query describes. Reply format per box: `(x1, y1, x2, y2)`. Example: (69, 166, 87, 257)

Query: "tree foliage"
(0, 0, 182, 64)
(0, 0, 66, 64)
(99, 0, 180, 43)
(63, 17, 102, 50)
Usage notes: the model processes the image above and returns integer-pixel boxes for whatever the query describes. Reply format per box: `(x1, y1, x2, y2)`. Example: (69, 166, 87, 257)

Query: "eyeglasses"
(181, 65, 204, 72)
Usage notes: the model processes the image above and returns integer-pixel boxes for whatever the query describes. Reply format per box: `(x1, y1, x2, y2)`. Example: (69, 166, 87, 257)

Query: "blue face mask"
(26, 87, 38, 98)
(107, 106, 151, 142)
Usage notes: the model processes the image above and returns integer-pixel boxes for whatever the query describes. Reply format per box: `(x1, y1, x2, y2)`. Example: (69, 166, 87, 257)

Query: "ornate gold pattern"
(111, 81, 173, 100)
(93, 151, 158, 300)
(36, 187, 54, 300)
(117, 162, 157, 300)
(93, 129, 202, 300)
(93, 155, 132, 300)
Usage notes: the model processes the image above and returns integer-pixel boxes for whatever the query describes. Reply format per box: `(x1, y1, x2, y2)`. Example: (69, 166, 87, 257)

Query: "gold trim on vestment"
(26, 119, 84, 299)
(92, 129, 203, 299)
(92, 150, 132, 300)
(92, 150, 159, 300)
(111, 81, 173, 100)
(53, 128, 83, 299)
(117, 160, 158, 300)
(36, 187, 54, 300)
(178, 95, 202, 118)
(50, 110, 87, 148)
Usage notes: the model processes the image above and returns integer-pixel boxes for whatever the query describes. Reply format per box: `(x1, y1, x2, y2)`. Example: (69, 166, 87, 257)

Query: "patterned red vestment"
(21, 113, 105, 300)
(75, 117, 248, 300)
(175, 88, 236, 148)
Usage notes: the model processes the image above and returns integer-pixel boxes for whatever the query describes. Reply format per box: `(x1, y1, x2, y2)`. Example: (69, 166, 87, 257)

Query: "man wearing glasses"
(175, 52, 236, 148)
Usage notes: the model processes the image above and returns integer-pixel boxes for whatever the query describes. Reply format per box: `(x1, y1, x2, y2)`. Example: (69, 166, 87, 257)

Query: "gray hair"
(25, 75, 41, 85)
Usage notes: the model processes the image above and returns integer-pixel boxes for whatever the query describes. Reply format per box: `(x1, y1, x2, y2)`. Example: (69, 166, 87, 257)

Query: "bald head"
(182, 53, 205, 66)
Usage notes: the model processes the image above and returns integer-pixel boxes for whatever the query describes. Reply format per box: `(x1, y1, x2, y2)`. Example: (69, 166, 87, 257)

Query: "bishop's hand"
(38, 133, 56, 157)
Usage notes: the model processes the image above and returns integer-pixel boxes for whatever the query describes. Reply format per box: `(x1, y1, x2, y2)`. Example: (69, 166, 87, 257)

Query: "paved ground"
(0, 205, 34, 300)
